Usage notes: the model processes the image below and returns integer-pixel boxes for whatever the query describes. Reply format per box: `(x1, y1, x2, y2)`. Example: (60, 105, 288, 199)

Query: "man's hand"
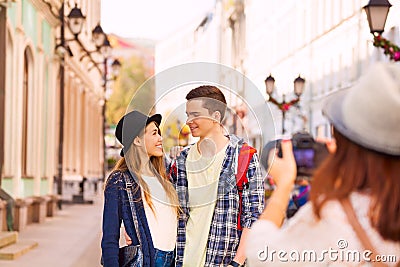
(169, 146, 183, 159)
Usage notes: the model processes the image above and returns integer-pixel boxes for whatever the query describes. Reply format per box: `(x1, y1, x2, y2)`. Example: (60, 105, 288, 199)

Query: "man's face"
(185, 99, 216, 138)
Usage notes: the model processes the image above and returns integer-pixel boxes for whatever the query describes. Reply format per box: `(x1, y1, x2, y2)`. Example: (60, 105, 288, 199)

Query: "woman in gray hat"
(101, 110, 179, 267)
(246, 62, 400, 266)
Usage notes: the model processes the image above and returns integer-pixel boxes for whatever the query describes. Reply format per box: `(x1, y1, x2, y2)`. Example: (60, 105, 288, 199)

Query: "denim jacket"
(101, 170, 155, 267)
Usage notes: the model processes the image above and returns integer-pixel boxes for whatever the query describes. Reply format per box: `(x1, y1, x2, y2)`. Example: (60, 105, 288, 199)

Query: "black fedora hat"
(115, 110, 162, 157)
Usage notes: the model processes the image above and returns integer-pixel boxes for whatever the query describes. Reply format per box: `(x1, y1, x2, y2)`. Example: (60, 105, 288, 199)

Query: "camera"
(261, 131, 329, 179)
(262, 131, 330, 218)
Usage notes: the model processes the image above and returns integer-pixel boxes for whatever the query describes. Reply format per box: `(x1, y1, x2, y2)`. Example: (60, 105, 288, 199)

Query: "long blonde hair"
(111, 126, 180, 215)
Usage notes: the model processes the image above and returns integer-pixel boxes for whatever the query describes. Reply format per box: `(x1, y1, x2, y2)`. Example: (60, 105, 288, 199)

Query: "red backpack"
(236, 143, 257, 230)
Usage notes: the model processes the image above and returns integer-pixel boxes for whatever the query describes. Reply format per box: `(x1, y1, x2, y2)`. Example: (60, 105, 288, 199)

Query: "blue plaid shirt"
(171, 135, 264, 266)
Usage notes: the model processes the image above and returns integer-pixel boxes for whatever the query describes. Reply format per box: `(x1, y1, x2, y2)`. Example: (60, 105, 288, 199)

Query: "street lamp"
(102, 55, 121, 180)
(363, 0, 392, 35)
(55, 2, 109, 208)
(92, 24, 107, 48)
(265, 74, 306, 134)
(363, 0, 400, 61)
(56, 2, 86, 209)
(111, 59, 122, 78)
(79, 33, 120, 181)
(66, 4, 85, 38)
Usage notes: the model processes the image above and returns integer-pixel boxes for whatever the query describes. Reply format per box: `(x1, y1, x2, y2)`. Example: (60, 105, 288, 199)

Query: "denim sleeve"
(101, 173, 123, 267)
(242, 153, 265, 228)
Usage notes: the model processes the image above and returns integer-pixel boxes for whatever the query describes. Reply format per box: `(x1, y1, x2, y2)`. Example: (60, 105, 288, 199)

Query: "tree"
(106, 55, 155, 125)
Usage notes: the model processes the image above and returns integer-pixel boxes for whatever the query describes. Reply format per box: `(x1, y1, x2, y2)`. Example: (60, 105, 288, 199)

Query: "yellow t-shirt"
(183, 143, 227, 266)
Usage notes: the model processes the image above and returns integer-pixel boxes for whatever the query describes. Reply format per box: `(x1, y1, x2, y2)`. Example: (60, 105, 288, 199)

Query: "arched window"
(22, 47, 33, 176)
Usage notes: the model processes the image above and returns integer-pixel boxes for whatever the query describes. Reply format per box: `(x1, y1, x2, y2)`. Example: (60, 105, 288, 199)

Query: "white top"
(247, 193, 400, 266)
(183, 144, 227, 267)
(141, 175, 177, 251)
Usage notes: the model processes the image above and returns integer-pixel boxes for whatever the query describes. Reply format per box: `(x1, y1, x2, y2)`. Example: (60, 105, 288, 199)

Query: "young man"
(171, 85, 265, 267)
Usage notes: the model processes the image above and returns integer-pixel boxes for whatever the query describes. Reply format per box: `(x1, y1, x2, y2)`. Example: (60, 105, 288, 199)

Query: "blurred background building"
(155, 0, 400, 148)
(1, 0, 105, 198)
(245, 0, 400, 139)
(0, 0, 399, 239)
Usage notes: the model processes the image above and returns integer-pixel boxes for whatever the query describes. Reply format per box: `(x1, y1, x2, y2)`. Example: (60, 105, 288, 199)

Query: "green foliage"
(106, 56, 155, 126)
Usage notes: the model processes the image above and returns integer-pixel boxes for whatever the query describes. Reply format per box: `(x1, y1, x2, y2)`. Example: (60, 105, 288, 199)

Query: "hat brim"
(323, 88, 368, 146)
(146, 113, 162, 127)
(322, 88, 349, 136)
(322, 88, 396, 154)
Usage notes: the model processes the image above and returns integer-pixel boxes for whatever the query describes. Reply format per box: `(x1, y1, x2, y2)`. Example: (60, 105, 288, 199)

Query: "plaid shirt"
(171, 135, 264, 266)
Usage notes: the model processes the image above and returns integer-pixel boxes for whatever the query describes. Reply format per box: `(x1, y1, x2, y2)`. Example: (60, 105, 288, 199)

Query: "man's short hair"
(186, 85, 227, 122)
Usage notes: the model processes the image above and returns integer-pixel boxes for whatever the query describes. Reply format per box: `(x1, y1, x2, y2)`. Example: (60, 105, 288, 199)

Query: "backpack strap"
(236, 143, 257, 230)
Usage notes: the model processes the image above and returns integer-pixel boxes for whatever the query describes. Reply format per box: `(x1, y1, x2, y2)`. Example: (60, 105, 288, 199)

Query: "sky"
(101, 0, 215, 41)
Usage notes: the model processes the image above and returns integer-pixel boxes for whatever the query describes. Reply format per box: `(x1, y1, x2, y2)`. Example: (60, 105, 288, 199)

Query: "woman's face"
(142, 122, 163, 157)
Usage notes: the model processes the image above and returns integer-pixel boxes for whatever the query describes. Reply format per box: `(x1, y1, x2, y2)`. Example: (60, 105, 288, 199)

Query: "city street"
(1, 1, 400, 266)
(0, 185, 104, 267)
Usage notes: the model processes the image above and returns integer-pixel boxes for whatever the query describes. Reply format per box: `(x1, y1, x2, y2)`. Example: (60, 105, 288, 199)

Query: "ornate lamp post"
(56, 2, 86, 208)
(363, 0, 400, 61)
(265, 74, 306, 134)
(78, 29, 121, 181)
(102, 43, 121, 180)
(55, 2, 111, 208)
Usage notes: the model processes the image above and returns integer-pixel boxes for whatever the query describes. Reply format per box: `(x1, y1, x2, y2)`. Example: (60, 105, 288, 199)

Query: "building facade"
(245, 0, 400, 138)
(154, 0, 271, 149)
(1, 0, 105, 202)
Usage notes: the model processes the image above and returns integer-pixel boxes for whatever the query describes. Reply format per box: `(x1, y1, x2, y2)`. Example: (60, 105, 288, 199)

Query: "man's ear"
(212, 111, 221, 122)
(133, 136, 142, 146)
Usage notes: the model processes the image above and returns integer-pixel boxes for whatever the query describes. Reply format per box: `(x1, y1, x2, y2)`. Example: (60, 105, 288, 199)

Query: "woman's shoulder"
(105, 170, 137, 186)
(106, 170, 125, 184)
(107, 170, 141, 186)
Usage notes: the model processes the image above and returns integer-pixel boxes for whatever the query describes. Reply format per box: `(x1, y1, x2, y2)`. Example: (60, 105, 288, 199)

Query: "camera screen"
(293, 148, 314, 168)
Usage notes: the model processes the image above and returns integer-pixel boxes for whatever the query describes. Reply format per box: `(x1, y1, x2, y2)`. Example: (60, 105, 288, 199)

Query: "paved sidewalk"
(0, 192, 104, 267)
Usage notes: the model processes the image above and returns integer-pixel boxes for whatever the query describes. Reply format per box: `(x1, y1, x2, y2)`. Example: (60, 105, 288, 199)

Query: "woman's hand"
(124, 229, 132, 245)
(259, 140, 297, 226)
(316, 137, 337, 154)
(268, 140, 296, 189)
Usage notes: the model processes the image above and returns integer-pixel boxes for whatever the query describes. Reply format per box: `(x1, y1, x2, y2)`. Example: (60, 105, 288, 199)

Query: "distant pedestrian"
(246, 62, 400, 266)
(101, 110, 179, 267)
(79, 177, 87, 194)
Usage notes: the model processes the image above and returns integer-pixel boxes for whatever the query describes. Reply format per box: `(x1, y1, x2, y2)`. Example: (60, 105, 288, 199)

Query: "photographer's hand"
(260, 140, 296, 227)
(268, 140, 296, 188)
(316, 137, 337, 154)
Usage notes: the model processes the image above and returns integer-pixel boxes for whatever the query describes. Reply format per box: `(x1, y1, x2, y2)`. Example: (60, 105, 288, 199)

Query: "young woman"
(101, 110, 179, 267)
(246, 62, 400, 266)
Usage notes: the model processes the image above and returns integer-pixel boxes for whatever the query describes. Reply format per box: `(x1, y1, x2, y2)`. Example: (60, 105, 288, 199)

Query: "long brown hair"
(310, 129, 400, 242)
(108, 125, 180, 215)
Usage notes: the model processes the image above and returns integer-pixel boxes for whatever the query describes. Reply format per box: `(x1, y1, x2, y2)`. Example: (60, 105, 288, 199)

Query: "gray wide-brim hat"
(323, 62, 400, 156)
(115, 110, 162, 157)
